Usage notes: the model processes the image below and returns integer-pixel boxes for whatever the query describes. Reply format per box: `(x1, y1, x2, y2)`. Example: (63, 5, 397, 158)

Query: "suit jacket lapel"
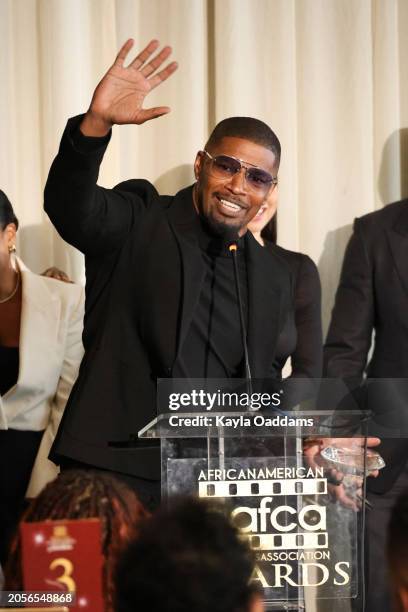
(387, 206, 408, 298)
(17, 264, 61, 392)
(166, 186, 206, 361)
(246, 233, 289, 378)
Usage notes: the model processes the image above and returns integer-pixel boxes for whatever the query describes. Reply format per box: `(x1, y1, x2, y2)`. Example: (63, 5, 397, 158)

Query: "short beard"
(200, 213, 240, 242)
(193, 184, 241, 242)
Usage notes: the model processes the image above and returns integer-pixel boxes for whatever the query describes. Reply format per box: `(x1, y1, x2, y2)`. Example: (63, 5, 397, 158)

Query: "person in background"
(388, 491, 408, 612)
(248, 186, 322, 378)
(115, 496, 263, 612)
(4, 470, 148, 612)
(324, 200, 408, 610)
(0, 189, 84, 564)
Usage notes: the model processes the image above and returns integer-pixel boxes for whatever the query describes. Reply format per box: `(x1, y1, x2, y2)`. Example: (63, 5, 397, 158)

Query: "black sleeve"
(290, 255, 323, 378)
(44, 115, 147, 256)
(323, 219, 374, 378)
(71, 123, 111, 152)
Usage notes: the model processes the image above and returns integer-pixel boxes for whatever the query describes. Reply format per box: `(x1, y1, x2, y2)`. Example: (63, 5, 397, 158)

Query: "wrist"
(80, 110, 112, 137)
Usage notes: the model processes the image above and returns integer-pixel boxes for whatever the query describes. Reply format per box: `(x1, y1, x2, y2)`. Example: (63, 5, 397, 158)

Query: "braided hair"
(4, 470, 148, 611)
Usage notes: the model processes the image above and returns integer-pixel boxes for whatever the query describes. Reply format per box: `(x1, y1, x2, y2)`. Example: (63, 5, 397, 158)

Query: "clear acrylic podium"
(138, 378, 380, 612)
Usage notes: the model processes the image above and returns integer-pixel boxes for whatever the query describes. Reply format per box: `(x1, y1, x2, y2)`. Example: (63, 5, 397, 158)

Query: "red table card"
(21, 518, 105, 610)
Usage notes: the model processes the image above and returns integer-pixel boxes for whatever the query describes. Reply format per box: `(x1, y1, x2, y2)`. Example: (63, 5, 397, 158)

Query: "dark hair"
(115, 497, 260, 612)
(388, 491, 408, 611)
(206, 116, 281, 167)
(0, 190, 19, 230)
(5, 470, 148, 612)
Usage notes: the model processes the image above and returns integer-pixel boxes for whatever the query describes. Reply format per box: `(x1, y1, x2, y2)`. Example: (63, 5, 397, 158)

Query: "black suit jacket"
(44, 116, 292, 479)
(324, 200, 408, 492)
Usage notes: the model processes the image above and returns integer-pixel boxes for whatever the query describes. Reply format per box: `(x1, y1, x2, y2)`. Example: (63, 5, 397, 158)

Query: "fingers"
(113, 38, 178, 86)
(41, 267, 72, 282)
(136, 106, 171, 124)
(346, 436, 381, 449)
(148, 61, 179, 89)
(328, 484, 359, 512)
(128, 39, 160, 70)
(326, 468, 347, 486)
(57, 271, 73, 283)
(114, 38, 135, 67)
(140, 45, 173, 77)
(366, 437, 381, 447)
(331, 436, 381, 448)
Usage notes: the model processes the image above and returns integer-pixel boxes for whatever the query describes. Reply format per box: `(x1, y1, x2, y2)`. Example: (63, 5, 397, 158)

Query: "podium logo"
(231, 497, 327, 551)
(200, 476, 328, 551)
(197, 469, 351, 590)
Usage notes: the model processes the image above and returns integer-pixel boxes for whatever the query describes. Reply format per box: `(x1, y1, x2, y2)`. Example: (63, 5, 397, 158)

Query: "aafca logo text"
(200, 475, 351, 589)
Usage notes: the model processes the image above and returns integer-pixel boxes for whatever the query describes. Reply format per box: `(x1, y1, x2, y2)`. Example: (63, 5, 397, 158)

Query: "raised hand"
(81, 39, 178, 136)
(303, 436, 381, 512)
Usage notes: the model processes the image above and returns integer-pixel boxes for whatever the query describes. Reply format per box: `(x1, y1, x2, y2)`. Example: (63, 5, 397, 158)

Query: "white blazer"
(0, 259, 84, 497)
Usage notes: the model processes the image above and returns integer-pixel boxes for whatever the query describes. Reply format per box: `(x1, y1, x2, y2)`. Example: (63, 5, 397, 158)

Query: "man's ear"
(194, 152, 204, 181)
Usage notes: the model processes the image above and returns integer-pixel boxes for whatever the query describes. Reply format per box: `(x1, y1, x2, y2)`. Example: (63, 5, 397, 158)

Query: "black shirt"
(173, 222, 248, 378)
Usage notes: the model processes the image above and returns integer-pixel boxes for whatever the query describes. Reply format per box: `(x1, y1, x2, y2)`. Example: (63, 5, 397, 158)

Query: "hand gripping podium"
(138, 378, 378, 612)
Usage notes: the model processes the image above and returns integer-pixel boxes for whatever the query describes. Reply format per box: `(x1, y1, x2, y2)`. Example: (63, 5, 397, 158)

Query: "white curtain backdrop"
(1, 0, 407, 330)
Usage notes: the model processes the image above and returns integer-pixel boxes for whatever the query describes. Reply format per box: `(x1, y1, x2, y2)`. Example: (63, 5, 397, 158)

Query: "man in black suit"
(324, 201, 408, 611)
(44, 39, 292, 509)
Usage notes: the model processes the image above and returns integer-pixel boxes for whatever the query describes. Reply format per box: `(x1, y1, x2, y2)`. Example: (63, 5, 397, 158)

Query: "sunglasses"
(201, 150, 277, 193)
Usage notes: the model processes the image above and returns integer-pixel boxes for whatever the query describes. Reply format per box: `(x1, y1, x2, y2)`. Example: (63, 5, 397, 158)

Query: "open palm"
(86, 39, 178, 131)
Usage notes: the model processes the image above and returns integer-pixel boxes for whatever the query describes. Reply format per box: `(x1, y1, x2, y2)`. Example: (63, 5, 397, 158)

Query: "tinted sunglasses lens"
(212, 155, 241, 176)
(246, 168, 273, 188)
